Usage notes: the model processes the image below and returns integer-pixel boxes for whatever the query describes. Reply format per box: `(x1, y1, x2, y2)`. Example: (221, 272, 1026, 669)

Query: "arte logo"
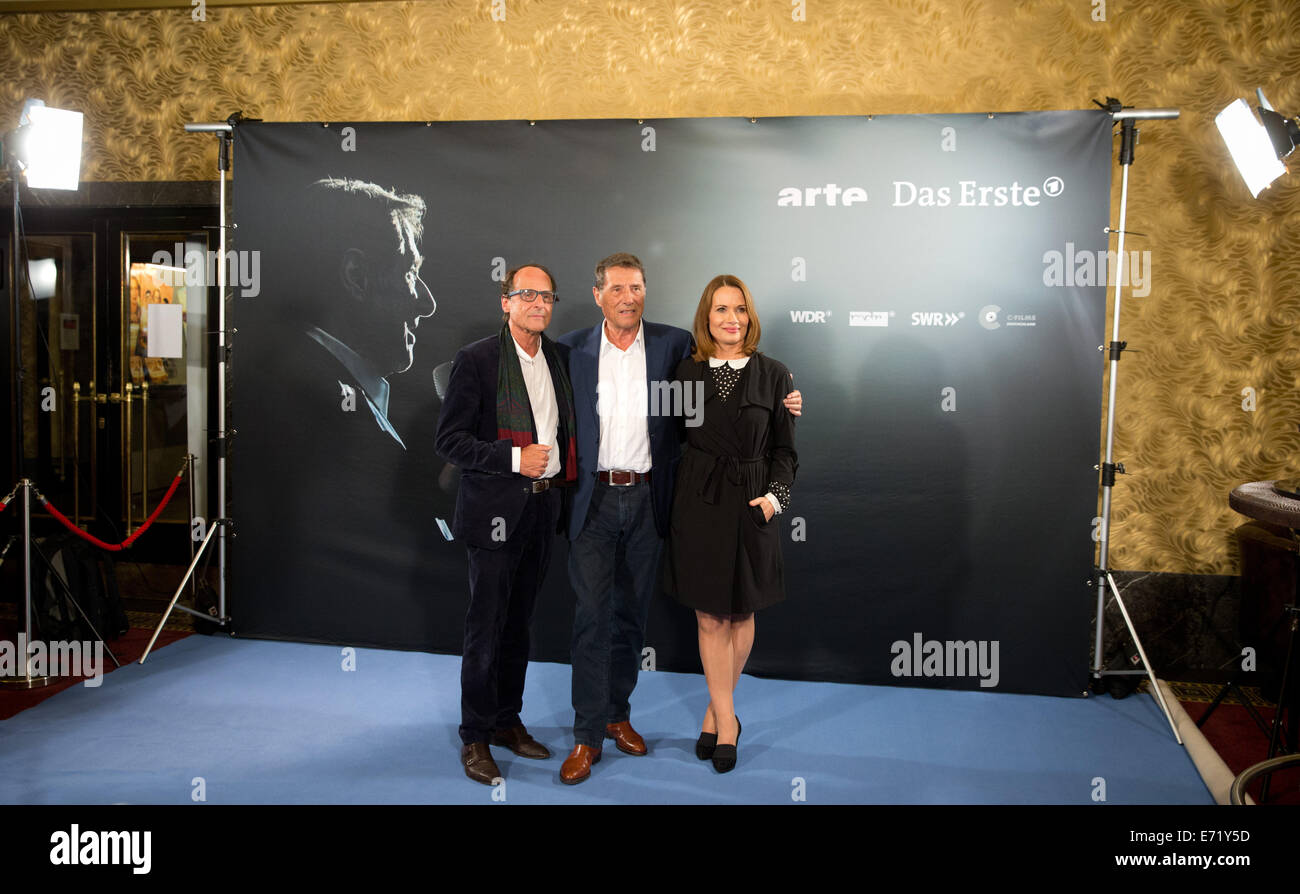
(892, 177, 1061, 208)
(789, 310, 829, 323)
(776, 184, 869, 206)
(849, 311, 890, 327)
(910, 311, 964, 327)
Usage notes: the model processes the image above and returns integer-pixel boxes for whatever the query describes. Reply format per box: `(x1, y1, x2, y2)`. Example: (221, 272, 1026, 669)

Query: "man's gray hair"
(314, 177, 426, 252)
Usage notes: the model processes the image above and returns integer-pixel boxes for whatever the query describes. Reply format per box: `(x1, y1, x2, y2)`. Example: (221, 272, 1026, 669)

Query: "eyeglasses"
(507, 289, 559, 305)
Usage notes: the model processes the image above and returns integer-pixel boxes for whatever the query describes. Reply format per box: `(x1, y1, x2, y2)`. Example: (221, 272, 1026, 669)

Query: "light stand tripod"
(2, 165, 123, 686)
(1090, 100, 1183, 743)
(140, 115, 243, 659)
(2, 156, 47, 688)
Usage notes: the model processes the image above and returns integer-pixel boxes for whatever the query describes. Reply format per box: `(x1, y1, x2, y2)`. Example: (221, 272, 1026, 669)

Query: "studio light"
(5, 99, 84, 190)
(26, 257, 56, 300)
(1216, 89, 1298, 198)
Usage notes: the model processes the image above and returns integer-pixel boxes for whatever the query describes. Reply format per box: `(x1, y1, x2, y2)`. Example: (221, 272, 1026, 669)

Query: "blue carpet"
(0, 636, 1211, 804)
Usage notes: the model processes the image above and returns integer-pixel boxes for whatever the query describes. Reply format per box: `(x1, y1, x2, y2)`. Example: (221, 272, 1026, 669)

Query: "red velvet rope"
(40, 470, 186, 552)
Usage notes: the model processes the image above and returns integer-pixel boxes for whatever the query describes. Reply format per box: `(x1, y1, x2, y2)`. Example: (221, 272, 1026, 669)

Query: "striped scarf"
(496, 324, 577, 483)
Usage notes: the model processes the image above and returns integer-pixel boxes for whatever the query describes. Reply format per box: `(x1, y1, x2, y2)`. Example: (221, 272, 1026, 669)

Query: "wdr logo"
(789, 310, 829, 323)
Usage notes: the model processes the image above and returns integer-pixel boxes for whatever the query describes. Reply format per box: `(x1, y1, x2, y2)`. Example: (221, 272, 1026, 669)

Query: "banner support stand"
(140, 516, 226, 663)
(1091, 102, 1181, 743)
(180, 118, 242, 638)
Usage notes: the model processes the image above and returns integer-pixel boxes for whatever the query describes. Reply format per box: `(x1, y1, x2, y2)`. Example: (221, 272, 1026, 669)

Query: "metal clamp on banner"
(207, 328, 234, 361)
(210, 430, 233, 461)
(212, 517, 234, 538)
(1099, 461, 1126, 487)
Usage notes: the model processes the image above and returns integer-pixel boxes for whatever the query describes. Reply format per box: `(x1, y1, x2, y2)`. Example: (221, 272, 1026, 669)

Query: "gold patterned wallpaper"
(1, 0, 1298, 575)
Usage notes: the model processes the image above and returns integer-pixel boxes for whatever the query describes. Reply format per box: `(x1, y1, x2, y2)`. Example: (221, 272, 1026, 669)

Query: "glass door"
(4, 204, 216, 564)
(12, 233, 96, 526)
(120, 231, 210, 539)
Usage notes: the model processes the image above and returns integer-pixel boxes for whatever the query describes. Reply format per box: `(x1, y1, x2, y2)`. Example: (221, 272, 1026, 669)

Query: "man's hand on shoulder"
(784, 378, 803, 417)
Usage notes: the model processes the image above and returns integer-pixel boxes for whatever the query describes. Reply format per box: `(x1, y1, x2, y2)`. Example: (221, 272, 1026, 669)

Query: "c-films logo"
(979, 304, 1036, 329)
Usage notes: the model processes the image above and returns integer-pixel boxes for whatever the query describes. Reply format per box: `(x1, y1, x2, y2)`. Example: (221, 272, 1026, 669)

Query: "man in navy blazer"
(435, 263, 575, 785)
(555, 252, 803, 784)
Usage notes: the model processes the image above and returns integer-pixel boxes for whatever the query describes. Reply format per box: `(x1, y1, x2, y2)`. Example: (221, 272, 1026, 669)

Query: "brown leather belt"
(529, 478, 566, 493)
(598, 469, 650, 486)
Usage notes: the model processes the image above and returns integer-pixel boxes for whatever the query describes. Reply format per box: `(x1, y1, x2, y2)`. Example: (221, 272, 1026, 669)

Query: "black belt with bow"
(690, 445, 767, 506)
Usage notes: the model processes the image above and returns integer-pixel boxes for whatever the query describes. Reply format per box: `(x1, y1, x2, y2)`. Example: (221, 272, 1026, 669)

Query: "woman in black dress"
(664, 275, 796, 773)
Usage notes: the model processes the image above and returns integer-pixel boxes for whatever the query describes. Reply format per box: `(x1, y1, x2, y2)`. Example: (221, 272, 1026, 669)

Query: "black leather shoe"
(461, 742, 502, 785)
(491, 725, 551, 759)
(695, 730, 718, 760)
(711, 717, 741, 774)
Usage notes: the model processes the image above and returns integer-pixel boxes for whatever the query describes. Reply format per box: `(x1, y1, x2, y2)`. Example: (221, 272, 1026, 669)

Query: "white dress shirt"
(509, 334, 560, 479)
(596, 322, 651, 472)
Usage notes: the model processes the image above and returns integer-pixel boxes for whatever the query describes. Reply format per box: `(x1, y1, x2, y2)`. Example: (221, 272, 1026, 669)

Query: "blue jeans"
(568, 481, 662, 748)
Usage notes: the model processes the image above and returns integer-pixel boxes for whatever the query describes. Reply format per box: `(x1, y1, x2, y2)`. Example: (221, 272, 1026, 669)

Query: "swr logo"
(911, 311, 964, 327)
(789, 310, 829, 323)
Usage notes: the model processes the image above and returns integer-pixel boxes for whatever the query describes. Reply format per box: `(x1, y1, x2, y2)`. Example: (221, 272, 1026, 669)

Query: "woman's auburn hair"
(691, 274, 761, 362)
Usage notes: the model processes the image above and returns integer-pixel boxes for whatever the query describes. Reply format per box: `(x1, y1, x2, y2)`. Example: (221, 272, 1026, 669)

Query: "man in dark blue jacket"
(557, 252, 801, 784)
(435, 263, 577, 785)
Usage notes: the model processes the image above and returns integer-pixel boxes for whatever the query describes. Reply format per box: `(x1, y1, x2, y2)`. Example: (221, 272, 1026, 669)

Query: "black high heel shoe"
(711, 717, 741, 773)
(695, 729, 718, 760)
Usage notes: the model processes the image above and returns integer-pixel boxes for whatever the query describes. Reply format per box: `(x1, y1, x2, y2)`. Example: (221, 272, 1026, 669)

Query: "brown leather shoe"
(461, 742, 502, 786)
(559, 744, 602, 784)
(491, 725, 551, 760)
(605, 720, 647, 756)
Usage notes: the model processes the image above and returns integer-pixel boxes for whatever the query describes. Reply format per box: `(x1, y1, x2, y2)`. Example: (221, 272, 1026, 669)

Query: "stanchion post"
(186, 452, 196, 600)
(72, 381, 80, 527)
(22, 479, 31, 664)
(124, 381, 133, 535)
(141, 379, 149, 519)
(0, 480, 50, 688)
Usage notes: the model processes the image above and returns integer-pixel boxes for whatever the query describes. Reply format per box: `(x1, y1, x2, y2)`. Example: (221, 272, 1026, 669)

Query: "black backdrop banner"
(230, 112, 1111, 697)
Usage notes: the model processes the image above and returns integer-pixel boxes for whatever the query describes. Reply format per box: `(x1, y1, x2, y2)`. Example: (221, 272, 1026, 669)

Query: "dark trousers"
(459, 487, 560, 746)
(568, 481, 662, 748)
